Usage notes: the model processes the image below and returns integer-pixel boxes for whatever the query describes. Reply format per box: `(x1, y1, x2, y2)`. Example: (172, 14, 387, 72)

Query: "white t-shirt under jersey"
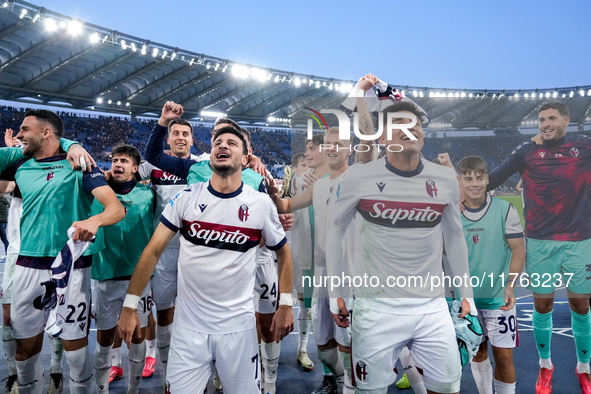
(160, 181, 286, 334)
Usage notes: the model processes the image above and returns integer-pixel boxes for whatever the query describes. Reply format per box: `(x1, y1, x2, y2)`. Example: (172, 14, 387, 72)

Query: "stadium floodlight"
(268, 116, 276, 122)
(171, 52, 177, 60)
(569, 90, 574, 97)
(232, 64, 249, 79)
(19, 8, 26, 18)
(215, 63, 220, 71)
(201, 111, 227, 118)
(152, 48, 158, 57)
(206, 62, 210, 69)
(59, 21, 66, 28)
(552, 91, 557, 98)
(249, 68, 267, 82)
(328, 83, 333, 90)
(130, 43, 136, 52)
(97, 98, 103, 104)
(117, 101, 121, 105)
(294, 77, 301, 87)
(222, 64, 227, 72)
(412, 90, 417, 97)
(580, 89, 585, 96)
(2, 2, 8, 8)
(120, 40, 127, 50)
(68, 20, 83, 35)
(89, 32, 99, 44)
(302, 78, 307, 84)
(141, 45, 147, 55)
(274, 75, 280, 83)
(334, 83, 340, 91)
(315, 81, 320, 88)
(162, 50, 168, 59)
(33, 13, 40, 23)
(281, 76, 286, 83)
(189, 57, 194, 65)
(538, 93, 543, 99)
(448, 92, 454, 98)
(468, 93, 473, 98)
(460, 92, 466, 98)
(126, 102, 130, 107)
(108, 100, 112, 104)
(44, 18, 57, 32)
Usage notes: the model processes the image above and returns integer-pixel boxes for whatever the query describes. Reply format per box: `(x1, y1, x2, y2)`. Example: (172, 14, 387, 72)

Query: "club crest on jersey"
(238, 204, 250, 222)
(473, 234, 479, 244)
(199, 204, 207, 212)
(356, 360, 368, 381)
(47, 171, 54, 182)
(538, 150, 546, 158)
(376, 182, 386, 192)
(571, 147, 580, 157)
(425, 179, 438, 197)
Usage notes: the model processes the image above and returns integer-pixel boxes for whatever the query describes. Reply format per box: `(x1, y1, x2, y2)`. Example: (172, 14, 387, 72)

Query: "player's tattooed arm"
(500, 237, 525, 311)
(271, 243, 295, 343)
(119, 223, 176, 347)
(71, 185, 125, 242)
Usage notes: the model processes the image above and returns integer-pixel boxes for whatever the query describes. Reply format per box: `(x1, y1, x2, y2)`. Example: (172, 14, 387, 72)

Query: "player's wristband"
(123, 294, 140, 310)
(278, 293, 293, 307)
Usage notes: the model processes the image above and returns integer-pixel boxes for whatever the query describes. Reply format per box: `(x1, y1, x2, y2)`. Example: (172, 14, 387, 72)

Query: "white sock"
(64, 346, 94, 394)
(297, 299, 311, 353)
(111, 346, 122, 367)
(577, 361, 590, 374)
(128, 341, 146, 394)
(48, 335, 63, 374)
(156, 324, 172, 377)
(539, 357, 553, 369)
(470, 359, 493, 394)
(145, 339, 156, 359)
(2, 325, 17, 376)
(16, 352, 43, 394)
(339, 351, 355, 394)
(400, 347, 427, 394)
(317, 347, 344, 383)
(493, 378, 516, 394)
(261, 341, 281, 385)
(94, 344, 112, 394)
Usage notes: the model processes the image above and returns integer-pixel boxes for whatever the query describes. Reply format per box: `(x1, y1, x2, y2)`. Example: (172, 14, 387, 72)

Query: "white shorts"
(253, 260, 278, 314)
(311, 284, 351, 348)
(151, 247, 179, 310)
(167, 324, 260, 394)
(11, 266, 91, 341)
(478, 307, 518, 348)
(94, 279, 152, 331)
(0, 253, 17, 304)
(352, 306, 461, 393)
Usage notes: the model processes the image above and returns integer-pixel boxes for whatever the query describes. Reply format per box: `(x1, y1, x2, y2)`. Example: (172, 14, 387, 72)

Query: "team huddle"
(0, 73, 589, 394)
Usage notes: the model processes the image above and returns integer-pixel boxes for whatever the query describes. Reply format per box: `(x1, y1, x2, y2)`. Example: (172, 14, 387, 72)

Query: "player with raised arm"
(92, 144, 156, 394)
(456, 156, 525, 394)
(0, 109, 124, 394)
(135, 115, 206, 382)
(325, 99, 475, 394)
(486, 101, 591, 393)
(118, 126, 293, 393)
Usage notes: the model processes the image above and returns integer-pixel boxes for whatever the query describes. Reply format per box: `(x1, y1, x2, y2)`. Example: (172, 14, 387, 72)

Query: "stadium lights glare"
(141, 45, 147, 55)
(274, 75, 279, 83)
(117, 101, 121, 105)
(96, 98, 103, 104)
(68, 20, 82, 36)
(250, 68, 267, 82)
(59, 21, 66, 28)
(2, 2, 8, 8)
(126, 102, 130, 107)
(102, 34, 108, 43)
(215, 63, 220, 71)
(570, 91, 574, 97)
(580, 89, 585, 96)
(107, 100, 112, 104)
(189, 57, 194, 65)
(315, 81, 320, 88)
(231, 64, 249, 79)
(152, 48, 158, 57)
(201, 111, 227, 118)
(32, 13, 40, 23)
(328, 83, 333, 90)
(89, 32, 99, 44)
(44, 18, 57, 32)
(294, 77, 301, 87)
(120, 40, 127, 50)
(302, 78, 307, 84)
(162, 50, 168, 59)
(130, 43, 136, 52)
(222, 64, 227, 72)
(206, 62, 210, 69)
(19, 8, 26, 18)
(171, 52, 177, 60)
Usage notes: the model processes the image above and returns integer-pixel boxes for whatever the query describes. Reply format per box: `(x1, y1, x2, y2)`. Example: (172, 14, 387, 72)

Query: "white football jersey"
(161, 181, 286, 333)
(327, 158, 470, 315)
(6, 194, 22, 255)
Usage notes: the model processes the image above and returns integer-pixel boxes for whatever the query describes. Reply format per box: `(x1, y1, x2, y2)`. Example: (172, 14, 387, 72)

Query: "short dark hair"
(24, 109, 64, 137)
(214, 117, 241, 131)
(292, 152, 305, 167)
(307, 134, 324, 147)
(539, 101, 569, 117)
(168, 118, 193, 134)
(380, 102, 424, 127)
(212, 126, 248, 155)
(111, 143, 141, 166)
(456, 155, 488, 176)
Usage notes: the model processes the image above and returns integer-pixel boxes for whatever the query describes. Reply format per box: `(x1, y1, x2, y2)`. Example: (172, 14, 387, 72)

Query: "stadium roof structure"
(1, 0, 591, 131)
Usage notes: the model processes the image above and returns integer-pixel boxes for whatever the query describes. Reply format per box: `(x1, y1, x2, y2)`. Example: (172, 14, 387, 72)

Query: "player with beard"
(118, 126, 293, 393)
(1, 109, 124, 394)
(325, 101, 475, 394)
(486, 102, 591, 393)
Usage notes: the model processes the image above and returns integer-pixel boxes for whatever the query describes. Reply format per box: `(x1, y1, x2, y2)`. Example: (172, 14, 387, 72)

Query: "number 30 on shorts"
(497, 315, 516, 334)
